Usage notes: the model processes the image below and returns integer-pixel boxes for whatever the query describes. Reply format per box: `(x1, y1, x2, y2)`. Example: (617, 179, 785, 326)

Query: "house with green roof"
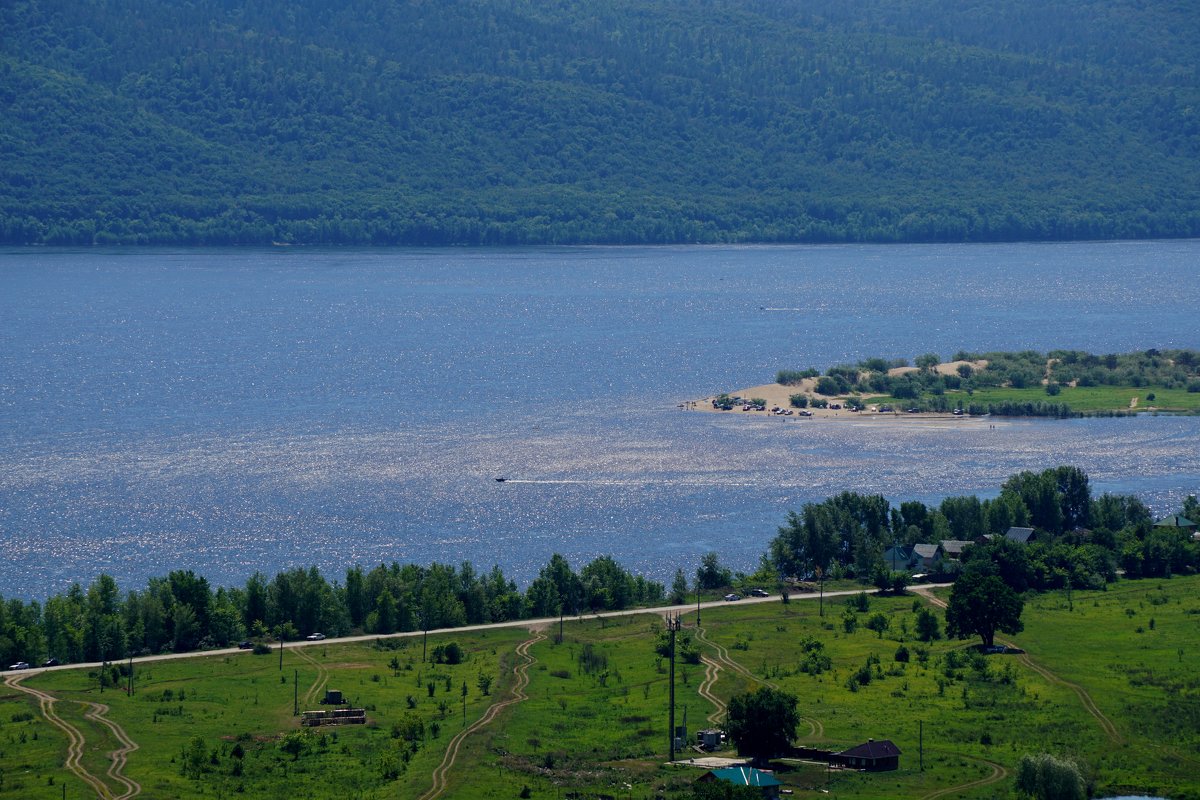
(1154, 515, 1196, 532)
(696, 766, 782, 799)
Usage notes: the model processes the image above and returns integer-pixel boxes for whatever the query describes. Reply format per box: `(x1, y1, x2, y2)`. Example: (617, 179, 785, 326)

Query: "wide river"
(2, 242, 1199, 598)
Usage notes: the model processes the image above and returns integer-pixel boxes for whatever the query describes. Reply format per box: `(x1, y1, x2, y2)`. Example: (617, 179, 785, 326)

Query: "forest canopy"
(2, 0, 1198, 245)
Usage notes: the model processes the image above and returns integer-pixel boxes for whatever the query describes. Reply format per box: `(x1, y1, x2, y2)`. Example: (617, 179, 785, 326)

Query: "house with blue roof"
(697, 766, 782, 798)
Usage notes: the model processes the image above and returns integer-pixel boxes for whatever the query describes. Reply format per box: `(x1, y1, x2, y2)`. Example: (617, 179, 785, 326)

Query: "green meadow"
(956, 385, 1200, 413)
(3, 577, 1199, 799)
(867, 384, 1200, 414)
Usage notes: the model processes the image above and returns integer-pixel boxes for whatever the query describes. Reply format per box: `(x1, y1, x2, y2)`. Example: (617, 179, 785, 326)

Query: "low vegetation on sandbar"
(762, 348, 1200, 417)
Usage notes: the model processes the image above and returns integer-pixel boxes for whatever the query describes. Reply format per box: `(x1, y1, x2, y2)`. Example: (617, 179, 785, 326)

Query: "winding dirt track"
(913, 588, 1122, 744)
(4, 673, 141, 799)
(919, 754, 1009, 800)
(416, 628, 546, 800)
(697, 656, 725, 724)
(83, 701, 142, 799)
(694, 627, 822, 739)
(293, 646, 330, 708)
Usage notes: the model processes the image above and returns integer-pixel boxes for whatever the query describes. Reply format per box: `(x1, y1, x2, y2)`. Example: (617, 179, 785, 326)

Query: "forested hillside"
(3, 0, 1198, 245)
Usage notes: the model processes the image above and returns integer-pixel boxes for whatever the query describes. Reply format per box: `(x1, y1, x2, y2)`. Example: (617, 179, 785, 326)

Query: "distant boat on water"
(495, 477, 508, 482)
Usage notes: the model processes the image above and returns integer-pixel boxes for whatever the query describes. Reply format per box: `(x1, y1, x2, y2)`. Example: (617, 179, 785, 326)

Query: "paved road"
(6, 583, 951, 678)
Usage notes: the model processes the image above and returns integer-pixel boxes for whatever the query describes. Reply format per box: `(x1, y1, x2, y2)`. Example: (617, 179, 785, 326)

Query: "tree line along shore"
(3, 465, 1196, 672)
(705, 348, 1200, 418)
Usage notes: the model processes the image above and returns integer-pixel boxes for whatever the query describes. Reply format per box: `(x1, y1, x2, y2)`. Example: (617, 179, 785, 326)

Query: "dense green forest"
(3, 467, 1196, 670)
(3, 0, 1198, 245)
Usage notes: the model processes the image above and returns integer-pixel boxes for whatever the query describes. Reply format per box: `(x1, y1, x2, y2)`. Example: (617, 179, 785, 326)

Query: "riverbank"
(687, 382, 976, 422)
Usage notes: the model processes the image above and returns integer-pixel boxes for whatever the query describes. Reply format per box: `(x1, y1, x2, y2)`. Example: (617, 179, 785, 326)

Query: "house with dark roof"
(697, 766, 782, 798)
(883, 545, 915, 572)
(834, 739, 902, 771)
(940, 540, 974, 560)
(1005, 526, 1036, 544)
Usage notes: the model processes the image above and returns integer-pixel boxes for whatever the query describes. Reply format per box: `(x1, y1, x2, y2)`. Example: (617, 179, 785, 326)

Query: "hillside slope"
(2, 0, 1198, 245)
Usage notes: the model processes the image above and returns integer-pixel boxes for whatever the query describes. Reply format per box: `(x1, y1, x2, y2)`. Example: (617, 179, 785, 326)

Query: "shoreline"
(685, 382, 980, 423)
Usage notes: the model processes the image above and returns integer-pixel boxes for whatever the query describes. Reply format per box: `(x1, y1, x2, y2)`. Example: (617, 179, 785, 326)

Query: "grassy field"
(868, 384, 1200, 414)
(3, 578, 1199, 799)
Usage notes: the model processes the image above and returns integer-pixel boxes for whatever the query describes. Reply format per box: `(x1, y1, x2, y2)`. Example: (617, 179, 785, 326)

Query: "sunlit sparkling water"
(2, 242, 1199, 598)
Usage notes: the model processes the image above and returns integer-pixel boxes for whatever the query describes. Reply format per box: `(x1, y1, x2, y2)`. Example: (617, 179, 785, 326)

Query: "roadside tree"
(945, 569, 1023, 648)
(725, 687, 800, 766)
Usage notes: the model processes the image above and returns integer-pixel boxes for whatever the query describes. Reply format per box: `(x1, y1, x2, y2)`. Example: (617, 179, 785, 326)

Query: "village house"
(882, 543, 944, 573)
(697, 766, 782, 798)
(939, 539, 973, 560)
(1005, 526, 1036, 544)
(833, 738, 902, 771)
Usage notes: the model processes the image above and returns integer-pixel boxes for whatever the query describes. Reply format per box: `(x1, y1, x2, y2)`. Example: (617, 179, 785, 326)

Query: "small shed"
(834, 739, 902, 771)
(697, 729, 725, 750)
(697, 767, 781, 799)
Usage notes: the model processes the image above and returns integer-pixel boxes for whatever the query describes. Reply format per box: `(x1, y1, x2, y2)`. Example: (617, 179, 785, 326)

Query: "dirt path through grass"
(919, 754, 1009, 800)
(293, 646, 330, 708)
(694, 626, 822, 739)
(914, 587, 1121, 743)
(5, 673, 120, 798)
(417, 628, 546, 800)
(697, 655, 725, 724)
(83, 701, 142, 799)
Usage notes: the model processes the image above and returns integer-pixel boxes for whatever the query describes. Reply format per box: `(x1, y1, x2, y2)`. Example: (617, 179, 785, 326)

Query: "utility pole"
(816, 567, 824, 617)
(919, 720, 924, 772)
(695, 586, 701, 627)
(128, 654, 134, 696)
(667, 614, 680, 763)
(293, 670, 299, 716)
(558, 604, 564, 644)
(279, 634, 284, 671)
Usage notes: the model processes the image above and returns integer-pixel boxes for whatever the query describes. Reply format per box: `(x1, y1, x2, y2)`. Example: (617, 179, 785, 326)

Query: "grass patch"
(4, 579, 1199, 798)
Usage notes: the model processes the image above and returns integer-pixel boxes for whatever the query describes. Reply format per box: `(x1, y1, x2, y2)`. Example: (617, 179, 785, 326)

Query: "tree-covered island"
(704, 348, 1200, 418)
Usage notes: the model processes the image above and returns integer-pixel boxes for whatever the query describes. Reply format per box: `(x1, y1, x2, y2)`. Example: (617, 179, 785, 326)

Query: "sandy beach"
(686, 360, 989, 423)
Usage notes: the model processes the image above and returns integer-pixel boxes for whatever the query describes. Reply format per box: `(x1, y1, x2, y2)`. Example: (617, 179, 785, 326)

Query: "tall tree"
(945, 569, 1024, 648)
(725, 687, 800, 766)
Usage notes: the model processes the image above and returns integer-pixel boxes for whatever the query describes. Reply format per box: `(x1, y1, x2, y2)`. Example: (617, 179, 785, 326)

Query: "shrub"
(1015, 752, 1085, 800)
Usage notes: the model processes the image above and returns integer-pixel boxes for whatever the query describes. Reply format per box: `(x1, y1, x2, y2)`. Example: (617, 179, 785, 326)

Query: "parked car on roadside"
(42, 658, 60, 667)
(8, 662, 31, 671)
(749, 588, 770, 597)
(306, 633, 326, 641)
(237, 641, 254, 650)
(723, 593, 741, 601)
